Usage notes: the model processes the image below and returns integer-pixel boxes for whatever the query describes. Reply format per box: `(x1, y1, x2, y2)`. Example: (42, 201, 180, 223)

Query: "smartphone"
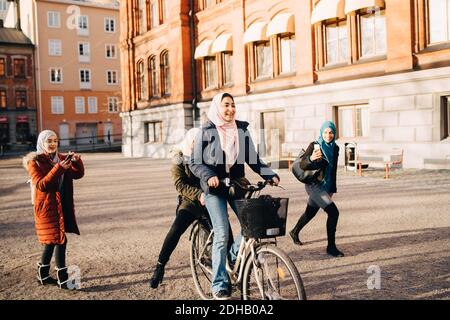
(65, 153, 73, 161)
(314, 143, 320, 151)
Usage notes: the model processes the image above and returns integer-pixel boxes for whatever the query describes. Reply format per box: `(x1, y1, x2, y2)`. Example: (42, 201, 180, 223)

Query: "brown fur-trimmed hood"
(22, 152, 38, 170)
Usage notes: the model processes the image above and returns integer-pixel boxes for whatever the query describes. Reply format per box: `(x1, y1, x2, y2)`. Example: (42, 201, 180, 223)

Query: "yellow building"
(12, 0, 122, 146)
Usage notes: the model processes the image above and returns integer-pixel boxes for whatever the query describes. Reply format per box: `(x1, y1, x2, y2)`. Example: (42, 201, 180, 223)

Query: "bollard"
(384, 162, 389, 179)
(358, 162, 362, 177)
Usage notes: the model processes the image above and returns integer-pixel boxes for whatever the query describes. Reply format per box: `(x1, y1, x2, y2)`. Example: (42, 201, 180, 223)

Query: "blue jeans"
(204, 193, 242, 294)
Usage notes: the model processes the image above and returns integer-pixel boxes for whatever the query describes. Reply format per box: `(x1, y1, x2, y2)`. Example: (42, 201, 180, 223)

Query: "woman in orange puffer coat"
(23, 130, 84, 289)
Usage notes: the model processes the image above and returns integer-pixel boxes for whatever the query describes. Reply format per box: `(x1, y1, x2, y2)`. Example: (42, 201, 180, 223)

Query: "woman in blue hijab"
(289, 121, 344, 257)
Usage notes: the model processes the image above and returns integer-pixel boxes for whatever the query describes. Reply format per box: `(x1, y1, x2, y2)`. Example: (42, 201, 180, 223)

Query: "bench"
(356, 148, 404, 179)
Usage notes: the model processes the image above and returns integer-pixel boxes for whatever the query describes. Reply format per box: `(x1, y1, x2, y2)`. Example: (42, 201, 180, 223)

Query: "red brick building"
(120, 0, 450, 168)
(0, 25, 36, 150)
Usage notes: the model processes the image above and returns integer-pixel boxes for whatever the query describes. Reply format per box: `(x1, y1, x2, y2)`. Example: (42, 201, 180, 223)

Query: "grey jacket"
(189, 120, 279, 195)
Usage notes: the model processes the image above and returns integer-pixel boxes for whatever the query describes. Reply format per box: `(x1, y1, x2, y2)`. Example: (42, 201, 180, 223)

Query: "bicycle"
(189, 180, 307, 300)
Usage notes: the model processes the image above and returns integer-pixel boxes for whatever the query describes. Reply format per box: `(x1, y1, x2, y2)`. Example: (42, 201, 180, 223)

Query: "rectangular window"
(0, 0, 7, 12)
(360, 9, 386, 58)
(204, 57, 217, 89)
(105, 44, 117, 59)
(47, 11, 60, 28)
(149, 57, 159, 97)
(139, 0, 147, 34)
(77, 15, 89, 36)
(49, 68, 63, 83)
(15, 90, 27, 109)
(145, 121, 163, 143)
(150, 0, 158, 28)
(204, 0, 215, 9)
(80, 69, 91, 89)
(14, 59, 26, 78)
(48, 39, 62, 56)
(161, 52, 170, 95)
(0, 57, 5, 77)
(337, 104, 370, 138)
(428, 0, 450, 44)
(162, 0, 169, 22)
(222, 52, 233, 85)
(88, 97, 97, 113)
(441, 96, 450, 140)
(280, 35, 296, 74)
(137, 62, 146, 99)
(75, 96, 85, 114)
(254, 41, 272, 79)
(78, 42, 90, 62)
(325, 20, 348, 65)
(108, 97, 119, 113)
(51, 96, 64, 114)
(0, 89, 7, 109)
(107, 70, 118, 85)
(104, 17, 115, 32)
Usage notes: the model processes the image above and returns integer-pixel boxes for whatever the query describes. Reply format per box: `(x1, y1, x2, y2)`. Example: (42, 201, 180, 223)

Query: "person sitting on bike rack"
(289, 121, 344, 257)
(189, 92, 280, 300)
(149, 128, 209, 288)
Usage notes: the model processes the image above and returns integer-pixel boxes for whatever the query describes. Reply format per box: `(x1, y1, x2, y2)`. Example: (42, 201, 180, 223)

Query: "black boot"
(55, 266, 71, 290)
(289, 205, 319, 246)
(149, 262, 165, 289)
(324, 203, 344, 257)
(36, 263, 57, 286)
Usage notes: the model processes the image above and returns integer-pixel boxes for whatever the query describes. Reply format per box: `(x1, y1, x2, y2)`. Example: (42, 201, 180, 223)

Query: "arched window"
(161, 51, 170, 95)
(148, 56, 159, 97)
(137, 60, 146, 100)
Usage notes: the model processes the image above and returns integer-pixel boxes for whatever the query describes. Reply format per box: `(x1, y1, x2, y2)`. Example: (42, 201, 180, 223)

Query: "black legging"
(157, 209, 198, 265)
(157, 209, 234, 266)
(292, 202, 340, 247)
(41, 238, 67, 268)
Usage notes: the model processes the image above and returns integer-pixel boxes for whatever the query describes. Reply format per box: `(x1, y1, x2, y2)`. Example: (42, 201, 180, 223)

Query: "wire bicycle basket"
(234, 195, 289, 239)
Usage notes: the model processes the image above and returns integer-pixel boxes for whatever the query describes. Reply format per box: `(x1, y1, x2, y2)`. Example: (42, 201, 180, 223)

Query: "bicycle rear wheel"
(242, 244, 306, 300)
(189, 222, 214, 300)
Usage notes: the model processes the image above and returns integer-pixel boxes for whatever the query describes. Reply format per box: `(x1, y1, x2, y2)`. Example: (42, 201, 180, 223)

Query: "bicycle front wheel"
(190, 222, 214, 300)
(242, 244, 306, 300)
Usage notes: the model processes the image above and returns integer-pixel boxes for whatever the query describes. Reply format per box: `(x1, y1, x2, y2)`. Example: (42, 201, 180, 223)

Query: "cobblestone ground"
(0, 153, 449, 300)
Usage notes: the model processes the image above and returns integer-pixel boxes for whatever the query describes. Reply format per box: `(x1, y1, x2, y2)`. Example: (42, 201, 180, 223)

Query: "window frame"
(203, 56, 218, 89)
(74, 96, 85, 114)
(79, 68, 91, 89)
(145, 121, 163, 143)
(106, 70, 118, 85)
(105, 44, 117, 59)
(107, 97, 119, 113)
(48, 39, 62, 56)
(221, 51, 234, 86)
(104, 17, 116, 33)
(77, 15, 89, 36)
(51, 96, 64, 114)
(49, 67, 63, 84)
(47, 11, 61, 28)
(137, 60, 146, 100)
(253, 40, 273, 80)
(160, 51, 171, 96)
(148, 56, 159, 98)
(0, 88, 6, 109)
(13, 58, 26, 78)
(88, 96, 98, 114)
(323, 18, 349, 67)
(357, 7, 387, 59)
(335, 104, 370, 139)
(441, 96, 450, 140)
(0, 57, 5, 77)
(277, 33, 297, 75)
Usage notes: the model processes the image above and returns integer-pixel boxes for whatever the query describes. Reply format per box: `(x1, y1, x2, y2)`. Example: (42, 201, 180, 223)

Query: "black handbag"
(291, 149, 323, 184)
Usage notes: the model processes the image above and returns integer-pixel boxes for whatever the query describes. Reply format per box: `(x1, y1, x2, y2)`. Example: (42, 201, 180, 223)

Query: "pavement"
(0, 152, 449, 300)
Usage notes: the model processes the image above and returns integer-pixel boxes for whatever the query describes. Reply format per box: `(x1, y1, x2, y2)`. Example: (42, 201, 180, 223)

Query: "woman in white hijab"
(24, 130, 84, 289)
(149, 127, 209, 289)
(189, 93, 280, 299)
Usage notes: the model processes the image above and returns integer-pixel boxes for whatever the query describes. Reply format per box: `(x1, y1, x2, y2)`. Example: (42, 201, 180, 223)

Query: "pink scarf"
(207, 93, 239, 173)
